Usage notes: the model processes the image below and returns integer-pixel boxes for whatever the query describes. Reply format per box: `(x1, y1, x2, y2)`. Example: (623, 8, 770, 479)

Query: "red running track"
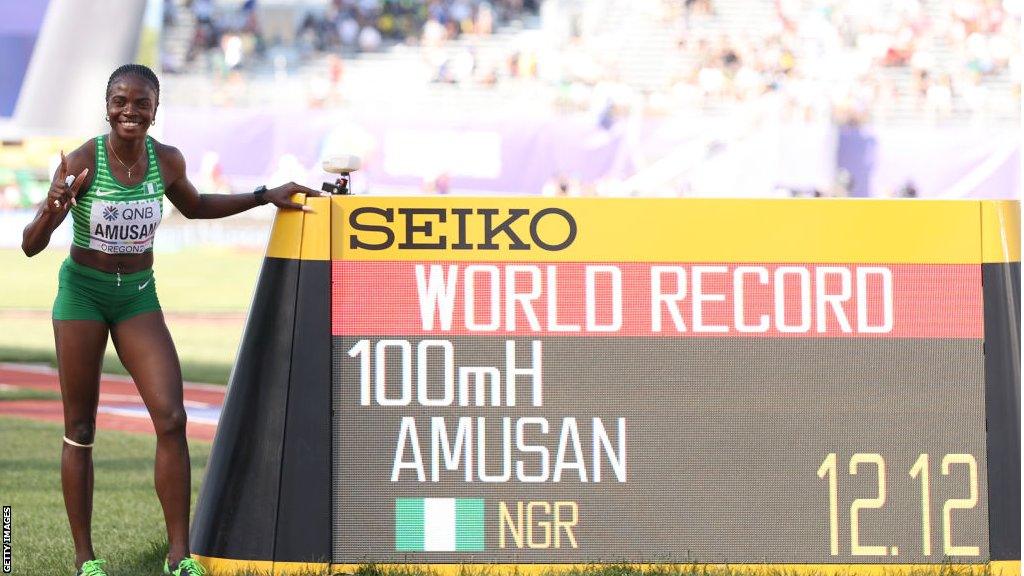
(0, 363, 224, 442)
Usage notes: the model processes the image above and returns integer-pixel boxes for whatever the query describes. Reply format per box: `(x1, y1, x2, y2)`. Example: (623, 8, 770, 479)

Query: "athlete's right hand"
(45, 151, 89, 214)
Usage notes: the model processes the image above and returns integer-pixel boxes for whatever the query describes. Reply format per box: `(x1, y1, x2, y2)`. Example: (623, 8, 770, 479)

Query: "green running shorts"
(52, 257, 161, 324)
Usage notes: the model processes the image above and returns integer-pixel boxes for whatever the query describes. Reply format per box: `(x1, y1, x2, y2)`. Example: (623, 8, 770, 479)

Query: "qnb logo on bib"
(89, 199, 162, 254)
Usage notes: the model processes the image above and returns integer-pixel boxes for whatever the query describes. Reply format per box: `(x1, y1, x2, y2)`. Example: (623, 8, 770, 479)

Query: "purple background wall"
(163, 107, 1019, 198)
(0, 0, 50, 117)
(839, 125, 1020, 199)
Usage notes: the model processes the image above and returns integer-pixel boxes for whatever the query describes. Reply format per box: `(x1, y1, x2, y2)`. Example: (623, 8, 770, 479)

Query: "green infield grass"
(0, 316, 244, 385)
(0, 385, 61, 401)
(0, 246, 263, 385)
(1, 246, 263, 311)
(0, 416, 212, 575)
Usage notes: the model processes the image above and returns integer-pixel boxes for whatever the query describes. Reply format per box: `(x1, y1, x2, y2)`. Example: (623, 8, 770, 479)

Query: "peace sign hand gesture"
(45, 151, 89, 214)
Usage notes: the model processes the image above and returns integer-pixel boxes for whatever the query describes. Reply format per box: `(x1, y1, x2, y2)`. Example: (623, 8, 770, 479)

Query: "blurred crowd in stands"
(4, 0, 1017, 210)
(163, 0, 1019, 126)
(168, 0, 539, 72)
(543, 0, 1020, 125)
(297, 0, 539, 52)
(663, 0, 1021, 124)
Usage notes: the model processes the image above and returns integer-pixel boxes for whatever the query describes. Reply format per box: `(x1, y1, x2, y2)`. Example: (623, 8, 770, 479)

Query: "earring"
(151, 119, 156, 126)
(105, 115, 110, 121)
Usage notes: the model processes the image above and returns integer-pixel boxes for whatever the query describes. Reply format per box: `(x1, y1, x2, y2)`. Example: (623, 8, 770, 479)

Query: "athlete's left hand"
(265, 182, 323, 211)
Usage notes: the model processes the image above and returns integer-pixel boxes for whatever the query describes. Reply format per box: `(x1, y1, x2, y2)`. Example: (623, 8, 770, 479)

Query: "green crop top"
(70, 135, 165, 254)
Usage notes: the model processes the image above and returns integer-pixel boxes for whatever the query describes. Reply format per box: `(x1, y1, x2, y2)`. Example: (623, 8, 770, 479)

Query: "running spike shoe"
(164, 556, 207, 576)
(76, 559, 108, 576)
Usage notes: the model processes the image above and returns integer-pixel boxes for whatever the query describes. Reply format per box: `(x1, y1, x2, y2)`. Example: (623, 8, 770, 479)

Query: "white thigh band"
(63, 436, 93, 448)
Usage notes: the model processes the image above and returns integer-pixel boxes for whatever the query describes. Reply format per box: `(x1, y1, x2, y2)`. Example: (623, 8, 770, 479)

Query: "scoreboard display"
(192, 196, 1019, 574)
(328, 198, 1006, 565)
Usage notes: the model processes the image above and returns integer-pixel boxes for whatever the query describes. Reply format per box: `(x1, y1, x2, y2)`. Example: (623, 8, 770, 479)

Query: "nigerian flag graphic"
(395, 498, 485, 552)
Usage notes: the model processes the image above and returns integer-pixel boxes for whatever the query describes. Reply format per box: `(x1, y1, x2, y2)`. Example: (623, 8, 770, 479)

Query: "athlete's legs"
(54, 319, 110, 568)
(109, 311, 192, 564)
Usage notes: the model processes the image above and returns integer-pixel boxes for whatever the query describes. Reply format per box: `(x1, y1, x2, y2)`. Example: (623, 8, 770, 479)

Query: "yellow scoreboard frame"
(191, 196, 1019, 576)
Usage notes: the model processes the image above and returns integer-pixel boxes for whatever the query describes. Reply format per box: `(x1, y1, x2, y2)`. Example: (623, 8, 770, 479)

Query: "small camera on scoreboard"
(322, 155, 361, 195)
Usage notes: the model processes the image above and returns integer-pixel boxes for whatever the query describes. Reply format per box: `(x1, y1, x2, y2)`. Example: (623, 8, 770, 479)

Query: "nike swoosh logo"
(138, 279, 152, 291)
(95, 189, 117, 197)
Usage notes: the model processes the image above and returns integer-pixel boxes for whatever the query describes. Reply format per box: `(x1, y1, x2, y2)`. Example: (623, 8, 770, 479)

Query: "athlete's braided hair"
(105, 64, 160, 100)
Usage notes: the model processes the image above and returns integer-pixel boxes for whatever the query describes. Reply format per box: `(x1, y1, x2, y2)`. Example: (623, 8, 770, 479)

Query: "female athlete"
(21, 63, 320, 576)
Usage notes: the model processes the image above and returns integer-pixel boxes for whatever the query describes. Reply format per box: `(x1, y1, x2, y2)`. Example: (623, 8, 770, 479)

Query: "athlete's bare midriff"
(70, 245, 154, 274)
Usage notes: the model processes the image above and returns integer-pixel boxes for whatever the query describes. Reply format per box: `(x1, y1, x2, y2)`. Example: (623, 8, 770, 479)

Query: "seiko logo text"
(348, 207, 578, 251)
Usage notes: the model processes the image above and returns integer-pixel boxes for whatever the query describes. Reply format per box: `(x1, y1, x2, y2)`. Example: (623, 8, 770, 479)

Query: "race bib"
(88, 198, 163, 254)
